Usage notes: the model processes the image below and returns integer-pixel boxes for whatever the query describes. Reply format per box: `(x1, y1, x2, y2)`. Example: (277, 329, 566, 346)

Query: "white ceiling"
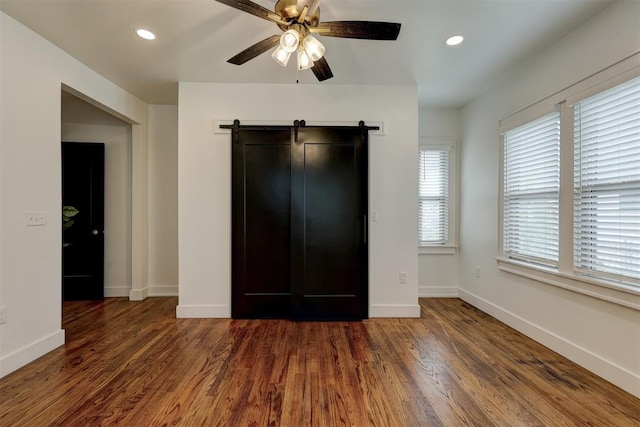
(0, 0, 614, 107)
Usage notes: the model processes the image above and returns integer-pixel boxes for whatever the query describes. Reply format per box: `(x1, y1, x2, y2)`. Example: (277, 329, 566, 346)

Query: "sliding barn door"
(291, 127, 368, 320)
(232, 125, 368, 320)
(232, 128, 292, 318)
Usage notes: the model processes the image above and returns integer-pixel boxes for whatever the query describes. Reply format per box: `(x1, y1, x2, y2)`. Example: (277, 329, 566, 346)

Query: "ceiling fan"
(213, 0, 401, 81)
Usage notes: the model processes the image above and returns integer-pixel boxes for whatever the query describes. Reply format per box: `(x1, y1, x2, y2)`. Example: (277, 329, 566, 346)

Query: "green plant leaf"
(62, 206, 79, 218)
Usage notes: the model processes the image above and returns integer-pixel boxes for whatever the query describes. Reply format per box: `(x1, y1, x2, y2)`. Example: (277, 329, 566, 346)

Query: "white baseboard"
(0, 329, 65, 379)
(149, 285, 178, 297)
(110, 285, 177, 298)
(419, 286, 459, 298)
(176, 304, 230, 318)
(459, 288, 640, 398)
(104, 285, 130, 298)
(129, 287, 149, 301)
(369, 304, 421, 318)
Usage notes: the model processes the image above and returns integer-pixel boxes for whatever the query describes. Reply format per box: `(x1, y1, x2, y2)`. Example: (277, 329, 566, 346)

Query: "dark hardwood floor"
(0, 297, 638, 426)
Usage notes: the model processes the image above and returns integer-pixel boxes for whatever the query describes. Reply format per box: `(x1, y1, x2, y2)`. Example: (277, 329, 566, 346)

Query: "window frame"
(496, 54, 640, 310)
(419, 138, 457, 254)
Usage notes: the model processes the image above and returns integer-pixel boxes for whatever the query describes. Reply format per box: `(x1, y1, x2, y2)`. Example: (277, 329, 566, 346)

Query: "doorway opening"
(61, 91, 132, 304)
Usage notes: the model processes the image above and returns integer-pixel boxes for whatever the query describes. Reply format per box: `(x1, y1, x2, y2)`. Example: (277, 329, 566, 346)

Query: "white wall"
(148, 105, 178, 296)
(459, 1, 640, 397)
(61, 95, 133, 297)
(0, 11, 148, 378)
(177, 83, 419, 318)
(418, 108, 460, 297)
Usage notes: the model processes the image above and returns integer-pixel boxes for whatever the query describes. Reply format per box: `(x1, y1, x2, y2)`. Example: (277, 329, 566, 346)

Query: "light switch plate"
(26, 211, 46, 226)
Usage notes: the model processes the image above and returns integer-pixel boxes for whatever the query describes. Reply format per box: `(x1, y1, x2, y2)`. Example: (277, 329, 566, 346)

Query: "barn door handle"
(364, 215, 367, 244)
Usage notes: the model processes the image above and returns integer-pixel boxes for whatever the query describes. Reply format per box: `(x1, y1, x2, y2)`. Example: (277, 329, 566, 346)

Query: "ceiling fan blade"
(227, 35, 281, 65)
(311, 56, 333, 82)
(213, 0, 285, 24)
(313, 21, 401, 40)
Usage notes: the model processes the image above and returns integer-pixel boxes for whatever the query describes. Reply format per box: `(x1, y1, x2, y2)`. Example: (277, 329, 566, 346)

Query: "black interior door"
(231, 125, 368, 320)
(232, 128, 292, 318)
(62, 142, 105, 301)
(291, 127, 368, 320)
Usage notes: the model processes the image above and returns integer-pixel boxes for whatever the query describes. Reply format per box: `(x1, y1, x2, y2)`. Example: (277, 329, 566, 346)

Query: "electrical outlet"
(0, 306, 7, 324)
(399, 271, 408, 284)
(475, 266, 481, 278)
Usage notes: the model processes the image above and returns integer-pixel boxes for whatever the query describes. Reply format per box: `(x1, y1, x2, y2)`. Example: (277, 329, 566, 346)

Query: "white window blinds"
(503, 112, 560, 267)
(419, 149, 449, 245)
(574, 76, 640, 285)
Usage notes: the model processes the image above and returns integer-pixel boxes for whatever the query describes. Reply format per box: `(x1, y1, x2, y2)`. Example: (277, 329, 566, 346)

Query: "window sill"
(496, 257, 640, 311)
(419, 246, 457, 255)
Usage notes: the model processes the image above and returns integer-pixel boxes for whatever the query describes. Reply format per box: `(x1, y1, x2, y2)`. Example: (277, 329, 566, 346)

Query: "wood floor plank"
(1, 297, 638, 426)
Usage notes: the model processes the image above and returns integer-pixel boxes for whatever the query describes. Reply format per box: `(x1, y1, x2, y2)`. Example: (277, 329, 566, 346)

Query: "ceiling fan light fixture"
(280, 29, 300, 53)
(297, 48, 313, 70)
(214, 0, 402, 81)
(302, 35, 325, 61)
(272, 45, 292, 67)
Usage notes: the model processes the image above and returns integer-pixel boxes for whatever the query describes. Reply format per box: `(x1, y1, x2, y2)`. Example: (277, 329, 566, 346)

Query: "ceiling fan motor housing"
(275, 0, 320, 31)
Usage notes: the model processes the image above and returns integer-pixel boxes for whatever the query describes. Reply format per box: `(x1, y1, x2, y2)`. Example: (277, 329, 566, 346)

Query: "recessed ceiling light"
(445, 34, 464, 46)
(136, 29, 156, 40)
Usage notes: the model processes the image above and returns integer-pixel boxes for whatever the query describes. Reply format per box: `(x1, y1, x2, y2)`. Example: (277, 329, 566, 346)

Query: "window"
(503, 112, 560, 267)
(419, 143, 453, 247)
(498, 62, 640, 303)
(574, 76, 640, 285)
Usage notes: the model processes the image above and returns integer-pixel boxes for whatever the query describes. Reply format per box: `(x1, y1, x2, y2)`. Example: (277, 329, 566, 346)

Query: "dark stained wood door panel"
(232, 125, 368, 320)
(232, 128, 292, 318)
(62, 142, 105, 301)
(291, 127, 367, 320)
